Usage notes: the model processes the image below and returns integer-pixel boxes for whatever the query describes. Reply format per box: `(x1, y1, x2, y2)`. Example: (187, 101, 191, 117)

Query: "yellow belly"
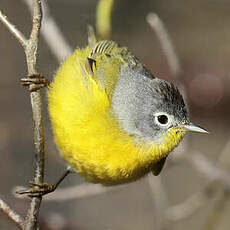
(47, 47, 185, 185)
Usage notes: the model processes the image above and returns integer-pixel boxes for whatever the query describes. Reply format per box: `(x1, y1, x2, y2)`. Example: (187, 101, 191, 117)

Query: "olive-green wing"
(89, 40, 118, 58)
(85, 40, 130, 99)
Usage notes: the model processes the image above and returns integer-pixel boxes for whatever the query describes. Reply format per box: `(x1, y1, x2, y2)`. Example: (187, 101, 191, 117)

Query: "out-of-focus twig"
(146, 12, 186, 230)
(165, 138, 230, 222)
(147, 175, 169, 230)
(202, 139, 230, 230)
(44, 183, 120, 201)
(87, 25, 97, 47)
(180, 152, 230, 189)
(146, 12, 188, 230)
(203, 190, 228, 230)
(217, 138, 230, 167)
(146, 12, 230, 229)
(22, 0, 72, 61)
(166, 182, 218, 222)
(146, 13, 183, 85)
(0, 198, 24, 229)
(96, 0, 114, 39)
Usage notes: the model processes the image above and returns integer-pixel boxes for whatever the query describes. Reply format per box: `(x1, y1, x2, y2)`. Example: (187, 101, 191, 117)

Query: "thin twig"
(146, 14, 230, 225)
(165, 137, 230, 222)
(146, 12, 188, 156)
(203, 190, 229, 230)
(0, 1, 44, 229)
(146, 13, 183, 84)
(0, 8, 26, 229)
(22, 0, 72, 61)
(0, 198, 24, 229)
(146, 12, 186, 230)
(182, 152, 230, 189)
(0, 9, 27, 48)
(147, 175, 169, 230)
(23, 0, 44, 229)
(166, 150, 230, 221)
(202, 140, 230, 230)
(166, 182, 218, 222)
(145, 12, 228, 229)
(44, 183, 120, 201)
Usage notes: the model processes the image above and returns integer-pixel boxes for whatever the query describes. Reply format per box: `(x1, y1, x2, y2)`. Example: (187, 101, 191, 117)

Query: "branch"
(0, 198, 24, 229)
(22, 0, 72, 61)
(44, 183, 120, 201)
(145, 12, 230, 229)
(23, 1, 44, 229)
(166, 182, 218, 222)
(147, 175, 169, 230)
(146, 13, 230, 229)
(166, 141, 230, 222)
(203, 190, 229, 230)
(146, 12, 187, 230)
(179, 152, 230, 189)
(0, 9, 27, 48)
(146, 12, 188, 156)
(0, 1, 44, 229)
(146, 13, 183, 84)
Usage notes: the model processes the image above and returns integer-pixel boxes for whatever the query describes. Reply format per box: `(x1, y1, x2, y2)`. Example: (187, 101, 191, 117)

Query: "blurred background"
(1, 0, 230, 229)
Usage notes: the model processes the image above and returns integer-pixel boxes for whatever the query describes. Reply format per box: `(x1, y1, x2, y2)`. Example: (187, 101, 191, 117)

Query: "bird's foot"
(16, 169, 72, 198)
(20, 74, 50, 92)
(16, 181, 56, 197)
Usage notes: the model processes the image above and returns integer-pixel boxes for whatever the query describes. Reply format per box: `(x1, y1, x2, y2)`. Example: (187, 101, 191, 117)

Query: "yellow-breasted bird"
(47, 40, 207, 186)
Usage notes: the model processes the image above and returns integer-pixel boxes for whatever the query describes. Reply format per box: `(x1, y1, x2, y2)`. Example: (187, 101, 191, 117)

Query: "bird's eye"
(157, 115, 168, 125)
(154, 112, 171, 127)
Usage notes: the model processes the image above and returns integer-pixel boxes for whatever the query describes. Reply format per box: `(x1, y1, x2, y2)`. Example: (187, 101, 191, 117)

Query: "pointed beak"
(180, 123, 208, 133)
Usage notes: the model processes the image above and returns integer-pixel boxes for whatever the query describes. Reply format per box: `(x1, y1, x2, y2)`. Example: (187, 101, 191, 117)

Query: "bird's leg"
(20, 74, 50, 92)
(16, 168, 72, 197)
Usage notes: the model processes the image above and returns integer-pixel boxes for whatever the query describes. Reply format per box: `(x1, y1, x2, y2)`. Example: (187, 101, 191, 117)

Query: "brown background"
(0, 0, 230, 229)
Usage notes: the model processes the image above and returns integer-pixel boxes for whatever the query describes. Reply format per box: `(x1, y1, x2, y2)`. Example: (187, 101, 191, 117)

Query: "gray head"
(112, 62, 207, 142)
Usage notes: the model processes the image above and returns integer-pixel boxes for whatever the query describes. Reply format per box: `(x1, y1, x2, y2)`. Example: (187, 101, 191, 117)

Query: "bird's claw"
(16, 181, 56, 197)
(20, 74, 50, 92)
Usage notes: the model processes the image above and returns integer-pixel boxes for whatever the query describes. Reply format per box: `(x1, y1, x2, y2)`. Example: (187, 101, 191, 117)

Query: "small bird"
(47, 40, 207, 186)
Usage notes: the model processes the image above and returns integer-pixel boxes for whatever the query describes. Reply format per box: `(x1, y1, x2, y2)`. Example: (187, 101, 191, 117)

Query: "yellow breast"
(47, 47, 185, 185)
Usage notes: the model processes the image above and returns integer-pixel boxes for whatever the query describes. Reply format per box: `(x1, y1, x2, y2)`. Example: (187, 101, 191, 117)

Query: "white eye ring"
(154, 112, 171, 127)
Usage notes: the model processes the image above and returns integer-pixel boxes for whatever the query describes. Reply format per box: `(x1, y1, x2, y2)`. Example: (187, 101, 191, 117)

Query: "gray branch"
(0, 0, 44, 229)
(0, 10, 27, 48)
(0, 198, 24, 229)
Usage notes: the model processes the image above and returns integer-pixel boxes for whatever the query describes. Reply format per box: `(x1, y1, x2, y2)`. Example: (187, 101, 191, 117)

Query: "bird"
(47, 39, 207, 186)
